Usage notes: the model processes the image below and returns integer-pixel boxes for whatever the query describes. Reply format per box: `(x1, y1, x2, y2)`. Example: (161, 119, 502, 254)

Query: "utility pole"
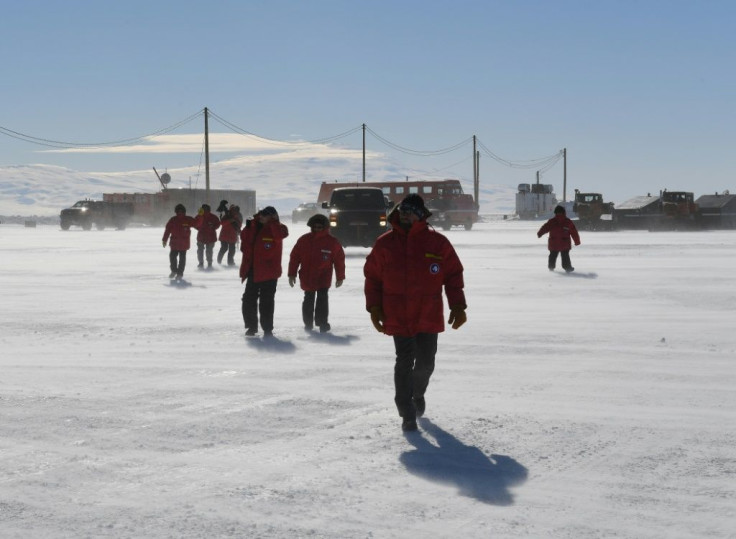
(475, 150, 480, 209)
(562, 147, 567, 203)
(362, 123, 366, 182)
(473, 136, 478, 207)
(204, 107, 211, 201)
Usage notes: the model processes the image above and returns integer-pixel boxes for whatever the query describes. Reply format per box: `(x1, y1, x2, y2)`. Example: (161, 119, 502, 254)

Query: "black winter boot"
(412, 396, 426, 418)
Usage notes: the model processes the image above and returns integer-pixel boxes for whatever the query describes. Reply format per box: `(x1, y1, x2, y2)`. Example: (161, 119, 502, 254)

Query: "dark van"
(322, 187, 389, 247)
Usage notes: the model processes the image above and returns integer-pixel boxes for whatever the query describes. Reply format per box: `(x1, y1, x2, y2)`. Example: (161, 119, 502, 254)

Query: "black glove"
(448, 306, 467, 330)
(369, 306, 385, 333)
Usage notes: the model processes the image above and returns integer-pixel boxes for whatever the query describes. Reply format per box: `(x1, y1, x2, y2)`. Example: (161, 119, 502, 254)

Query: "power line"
(366, 126, 473, 156)
(307, 125, 363, 144)
(207, 109, 363, 146)
(428, 154, 475, 174)
(477, 139, 563, 169)
(0, 110, 203, 149)
(206, 110, 288, 147)
(0, 108, 565, 175)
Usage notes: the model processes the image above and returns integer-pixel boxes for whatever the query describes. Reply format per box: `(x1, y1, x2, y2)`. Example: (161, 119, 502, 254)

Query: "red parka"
(193, 211, 221, 244)
(288, 229, 346, 291)
(537, 214, 581, 251)
(162, 214, 196, 251)
(364, 214, 466, 337)
(218, 212, 242, 244)
(239, 217, 289, 283)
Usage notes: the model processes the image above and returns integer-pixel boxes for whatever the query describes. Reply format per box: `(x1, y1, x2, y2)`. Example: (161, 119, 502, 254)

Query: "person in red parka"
(217, 204, 242, 266)
(537, 205, 581, 272)
(193, 203, 221, 269)
(364, 194, 467, 432)
(239, 206, 289, 337)
(288, 214, 346, 333)
(162, 203, 196, 281)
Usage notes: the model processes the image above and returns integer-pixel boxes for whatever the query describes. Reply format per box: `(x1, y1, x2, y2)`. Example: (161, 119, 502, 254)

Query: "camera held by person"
(216, 199, 229, 215)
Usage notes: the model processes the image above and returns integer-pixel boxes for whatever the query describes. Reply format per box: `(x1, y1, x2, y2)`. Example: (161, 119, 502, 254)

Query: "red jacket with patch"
(162, 214, 196, 251)
(239, 217, 289, 283)
(364, 215, 466, 337)
(288, 229, 346, 291)
(193, 211, 221, 244)
(537, 214, 581, 251)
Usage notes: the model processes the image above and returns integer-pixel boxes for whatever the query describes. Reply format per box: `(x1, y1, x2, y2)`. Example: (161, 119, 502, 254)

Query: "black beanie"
(307, 214, 329, 228)
(398, 194, 429, 219)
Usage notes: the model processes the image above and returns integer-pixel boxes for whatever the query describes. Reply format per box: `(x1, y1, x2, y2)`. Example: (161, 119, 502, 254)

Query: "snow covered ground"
(1, 220, 734, 538)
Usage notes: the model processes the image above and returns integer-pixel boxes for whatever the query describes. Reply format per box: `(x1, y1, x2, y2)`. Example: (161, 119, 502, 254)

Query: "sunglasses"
(399, 204, 423, 217)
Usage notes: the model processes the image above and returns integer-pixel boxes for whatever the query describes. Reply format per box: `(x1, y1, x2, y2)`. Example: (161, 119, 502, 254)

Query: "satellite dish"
(161, 173, 171, 185)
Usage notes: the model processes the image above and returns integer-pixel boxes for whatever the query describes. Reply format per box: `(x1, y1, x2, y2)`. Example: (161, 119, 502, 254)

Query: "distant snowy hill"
(0, 152, 516, 219)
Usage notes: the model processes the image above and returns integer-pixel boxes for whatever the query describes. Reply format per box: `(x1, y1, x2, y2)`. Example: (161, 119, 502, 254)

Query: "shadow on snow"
(307, 332, 360, 345)
(164, 279, 207, 288)
(400, 418, 528, 505)
(244, 335, 297, 353)
(558, 271, 598, 279)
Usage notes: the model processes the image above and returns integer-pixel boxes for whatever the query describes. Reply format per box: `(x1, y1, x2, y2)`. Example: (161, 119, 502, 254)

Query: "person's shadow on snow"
(308, 332, 359, 346)
(559, 271, 598, 279)
(244, 335, 297, 353)
(400, 418, 527, 505)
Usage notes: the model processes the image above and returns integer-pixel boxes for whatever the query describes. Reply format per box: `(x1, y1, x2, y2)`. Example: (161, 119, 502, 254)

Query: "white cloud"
(42, 133, 358, 155)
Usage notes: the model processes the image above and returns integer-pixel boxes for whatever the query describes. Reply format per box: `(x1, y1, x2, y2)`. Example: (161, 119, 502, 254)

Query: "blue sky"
(2, 0, 735, 203)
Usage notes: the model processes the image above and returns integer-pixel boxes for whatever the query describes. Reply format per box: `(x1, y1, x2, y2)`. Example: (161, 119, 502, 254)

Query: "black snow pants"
(548, 250, 572, 271)
(217, 241, 237, 265)
(197, 241, 215, 267)
(242, 275, 277, 333)
(169, 250, 187, 275)
(392, 333, 438, 420)
(302, 288, 329, 329)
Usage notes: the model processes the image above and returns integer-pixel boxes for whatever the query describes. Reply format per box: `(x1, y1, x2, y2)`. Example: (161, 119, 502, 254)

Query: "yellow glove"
(288, 276, 296, 287)
(369, 306, 385, 333)
(335, 280, 344, 288)
(198, 208, 204, 216)
(448, 305, 467, 330)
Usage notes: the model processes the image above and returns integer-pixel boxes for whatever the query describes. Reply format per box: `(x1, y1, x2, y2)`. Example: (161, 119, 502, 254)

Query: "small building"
(611, 195, 661, 229)
(104, 188, 257, 226)
(695, 192, 736, 229)
(515, 183, 558, 220)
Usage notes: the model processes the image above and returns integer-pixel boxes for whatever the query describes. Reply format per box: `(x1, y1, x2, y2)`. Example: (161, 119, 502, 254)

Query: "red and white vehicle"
(317, 179, 478, 230)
